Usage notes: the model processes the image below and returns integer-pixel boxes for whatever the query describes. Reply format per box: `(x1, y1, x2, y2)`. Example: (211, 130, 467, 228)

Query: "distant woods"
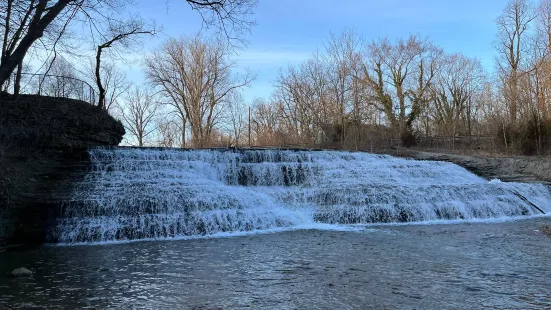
(3, 0, 551, 155)
(254, 0, 551, 155)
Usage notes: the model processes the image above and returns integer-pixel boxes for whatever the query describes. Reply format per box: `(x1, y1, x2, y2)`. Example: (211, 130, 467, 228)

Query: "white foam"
(49, 148, 551, 244)
(52, 223, 370, 247)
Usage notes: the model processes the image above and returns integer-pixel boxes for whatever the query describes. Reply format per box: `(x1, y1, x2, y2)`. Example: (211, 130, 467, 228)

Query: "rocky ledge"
(0, 94, 124, 246)
(389, 148, 551, 185)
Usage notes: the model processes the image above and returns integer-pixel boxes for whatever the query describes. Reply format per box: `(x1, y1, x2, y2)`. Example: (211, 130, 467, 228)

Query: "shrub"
(496, 117, 551, 155)
(400, 130, 416, 148)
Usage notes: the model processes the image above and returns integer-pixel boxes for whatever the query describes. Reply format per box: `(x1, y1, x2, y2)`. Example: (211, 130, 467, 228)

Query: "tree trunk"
(467, 95, 472, 137)
(0, 0, 71, 86)
(510, 72, 518, 123)
(95, 46, 106, 109)
(180, 118, 186, 148)
(13, 59, 23, 97)
(1, 0, 13, 65)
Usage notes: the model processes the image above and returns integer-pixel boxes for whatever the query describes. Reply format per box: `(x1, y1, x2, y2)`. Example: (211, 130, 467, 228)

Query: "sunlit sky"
(126, 0, 507, 103)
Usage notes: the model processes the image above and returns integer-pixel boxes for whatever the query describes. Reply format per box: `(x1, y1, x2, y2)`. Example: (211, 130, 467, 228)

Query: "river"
(2, 217, 551, 309)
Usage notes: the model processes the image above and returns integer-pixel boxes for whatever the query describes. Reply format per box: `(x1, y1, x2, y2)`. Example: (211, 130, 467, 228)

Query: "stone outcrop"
(0, 94, 124, 148)
(11, 267, 33, 277)
(0, 94, 124, 246)
(389, 148, 551, 185)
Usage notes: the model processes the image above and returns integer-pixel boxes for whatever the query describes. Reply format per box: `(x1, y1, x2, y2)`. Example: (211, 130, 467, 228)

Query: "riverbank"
(386, 148, 551, 185)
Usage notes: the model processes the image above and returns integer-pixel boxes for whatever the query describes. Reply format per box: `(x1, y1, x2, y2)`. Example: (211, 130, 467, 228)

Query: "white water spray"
(49, 148, 551, 243)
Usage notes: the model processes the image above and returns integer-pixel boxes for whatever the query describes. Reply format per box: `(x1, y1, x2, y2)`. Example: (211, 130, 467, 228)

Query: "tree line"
(250, 0, 551, 155)
(3, 0, 551, 155)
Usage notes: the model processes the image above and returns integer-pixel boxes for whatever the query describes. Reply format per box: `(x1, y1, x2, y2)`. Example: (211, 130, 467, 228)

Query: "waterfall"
(49, 148, 551, 244)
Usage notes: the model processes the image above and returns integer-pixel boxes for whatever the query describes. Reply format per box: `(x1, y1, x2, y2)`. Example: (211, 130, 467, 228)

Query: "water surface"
(2, 218, 551, 309)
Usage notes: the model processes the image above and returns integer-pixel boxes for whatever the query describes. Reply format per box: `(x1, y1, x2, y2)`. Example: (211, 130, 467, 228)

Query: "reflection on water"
(2, 218, 551, 309)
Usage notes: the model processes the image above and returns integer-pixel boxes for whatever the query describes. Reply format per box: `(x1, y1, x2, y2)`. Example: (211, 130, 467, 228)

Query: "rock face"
(389, 148, 551, 185)
(0, 94, 125, 246)
(11, 267, 32, 277)
(0, 94, 124, 148)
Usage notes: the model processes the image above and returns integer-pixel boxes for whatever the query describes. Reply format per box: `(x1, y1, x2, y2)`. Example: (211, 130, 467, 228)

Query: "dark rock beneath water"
(0, 94, 124, 245)
(11, 267, 32, 277)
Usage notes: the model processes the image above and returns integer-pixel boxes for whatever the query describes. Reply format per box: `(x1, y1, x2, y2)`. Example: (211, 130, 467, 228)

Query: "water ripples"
(2, 219, 551, 309)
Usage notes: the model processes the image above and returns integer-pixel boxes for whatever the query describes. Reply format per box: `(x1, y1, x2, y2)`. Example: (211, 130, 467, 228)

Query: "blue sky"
(129, 0, 507, 103)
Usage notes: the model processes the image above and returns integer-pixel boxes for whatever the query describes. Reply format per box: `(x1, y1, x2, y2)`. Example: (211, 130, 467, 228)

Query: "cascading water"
(49, 148, 551, 244)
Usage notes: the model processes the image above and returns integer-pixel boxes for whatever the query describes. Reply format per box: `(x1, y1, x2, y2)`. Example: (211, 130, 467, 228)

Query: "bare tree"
(39, 55, 82, 97)
(0, 0, 258, 88)
(431, 54, 485, 143)
(156, 116, 182, 147)
(251, 97, 280, 146)
(94, 18, 155, 109)
(268, 30, 381, 148)
(96, 61, 129, 113)
(0, 2, 60, 93)
(118, 86, 158, 147)
(80, 58, 129, 112)
(227, 91, 247, 146)
(273, 39, 365, 147)
(538, 0, 551, 54)
(323, 29, 363, 145)
(146, 35, 253, 147)
(0, 0, 73, 87)
(533, 0, 551, 118)
(274, 62, 319, 144)
(185, 0, 257, 45)
(495, 0, 536, 122)
(359, 35, 442, 140)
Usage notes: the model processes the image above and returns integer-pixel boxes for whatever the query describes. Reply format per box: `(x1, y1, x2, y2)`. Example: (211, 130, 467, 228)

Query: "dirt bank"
(388, 148, 551, 185)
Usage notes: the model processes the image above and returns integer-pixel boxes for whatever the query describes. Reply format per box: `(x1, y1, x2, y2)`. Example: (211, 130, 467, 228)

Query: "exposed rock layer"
(389, 148, 551, 185)
(0, 94, 124, 245)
